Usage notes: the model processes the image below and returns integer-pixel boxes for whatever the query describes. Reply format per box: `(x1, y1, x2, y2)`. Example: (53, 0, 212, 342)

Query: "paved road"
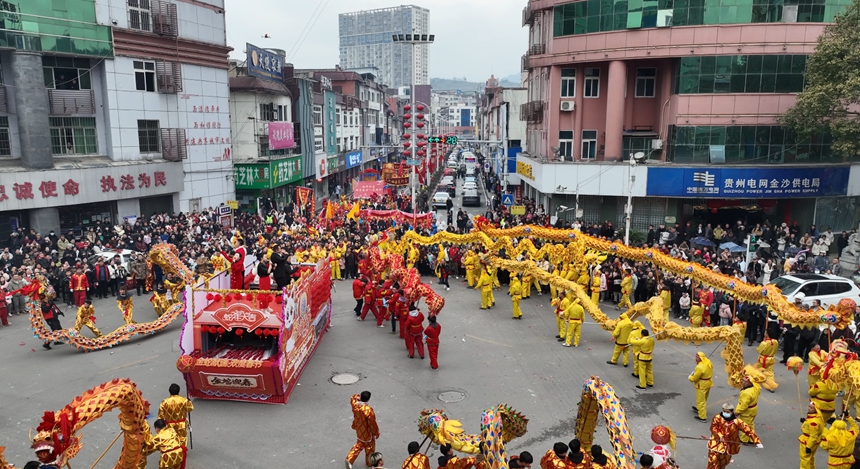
(0, 240, 823, 467)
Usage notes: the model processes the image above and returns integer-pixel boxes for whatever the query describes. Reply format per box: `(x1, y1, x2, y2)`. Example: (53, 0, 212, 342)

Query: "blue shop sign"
(246, 43, 283, 82)
(345, 151, 362, 169)
(646, 166, 850, 198)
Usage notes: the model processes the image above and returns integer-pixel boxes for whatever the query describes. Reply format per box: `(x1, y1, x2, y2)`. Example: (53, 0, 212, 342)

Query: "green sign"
(327, 157, 339, 174)
(235, 157, 303, 190)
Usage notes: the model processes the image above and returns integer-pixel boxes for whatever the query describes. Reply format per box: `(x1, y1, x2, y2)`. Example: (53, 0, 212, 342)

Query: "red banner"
(361, 209, 433, 228)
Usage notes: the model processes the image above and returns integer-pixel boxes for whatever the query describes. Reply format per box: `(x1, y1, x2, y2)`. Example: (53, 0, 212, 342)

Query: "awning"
(353, 180, 387, 199)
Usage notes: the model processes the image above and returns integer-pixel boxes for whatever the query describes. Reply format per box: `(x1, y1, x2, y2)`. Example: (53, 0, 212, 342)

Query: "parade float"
(174, 256, 332, 404)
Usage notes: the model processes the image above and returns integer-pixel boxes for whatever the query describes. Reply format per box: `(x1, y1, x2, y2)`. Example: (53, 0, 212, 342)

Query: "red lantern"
(403, 113, 412, 120)
(214, 294, 222, 302)
(275, 296, 283, 304)
(205, 293, 214, 301)
(403, 104, 411, 111)
(217, 326, 226, 334)
(417, 141, 426, 147)
(403, 150, 412, 157)
(255, 329, 263, 336)
(402, 133, 411, 139)
(403, 122, 411, 128)
(416, 113, 425, 120)
(416, 122, 425, 128)
(417, 150, 426, 156)
(417, 134, 426, 139)
(416, 104, 425, 111)
(224, 294, 232, 302)
(403, 142, 411, 148)
(261, 301, 269, 309)
(235, 328, 244, 336)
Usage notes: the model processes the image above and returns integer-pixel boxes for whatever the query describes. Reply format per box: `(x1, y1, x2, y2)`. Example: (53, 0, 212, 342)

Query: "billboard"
(646, 166, 850, 198)
(246, 43, 283, 82)
(268, 122, 295, 150)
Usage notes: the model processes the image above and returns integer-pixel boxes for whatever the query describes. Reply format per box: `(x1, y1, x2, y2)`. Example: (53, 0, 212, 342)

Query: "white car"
(463, 181, 477, 191)
(88, 249, 142, 266)
(462, 188, 481, 207)
(441, 176, 455, 185)
(432, 191, 451, 209)
(769, 273, 860, 309)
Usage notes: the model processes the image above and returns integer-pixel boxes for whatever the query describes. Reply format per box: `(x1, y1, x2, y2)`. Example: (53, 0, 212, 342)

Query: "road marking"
(98, 354, 160, 374)
(464, 334, 513, 348)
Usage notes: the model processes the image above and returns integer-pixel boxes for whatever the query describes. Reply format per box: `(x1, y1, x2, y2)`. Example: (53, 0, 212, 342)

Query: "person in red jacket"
(360, 281, 378, 321)
(352, 277, 367, 317)
(393, 289, 408, 337)
(375, 280, 390, 327)
(405, 304, 425, 359)
(424, 315, 441, 370)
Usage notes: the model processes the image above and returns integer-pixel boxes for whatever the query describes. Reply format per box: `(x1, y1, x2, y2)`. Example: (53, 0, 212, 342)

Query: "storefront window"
(675, 55, 807, 94)
(666, 125, 855, 164)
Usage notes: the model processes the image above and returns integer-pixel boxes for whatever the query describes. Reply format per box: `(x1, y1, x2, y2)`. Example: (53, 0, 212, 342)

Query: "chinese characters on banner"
(645, 167, 850, 198)
(0, 171, 168, 202)
(268, 122, 295, 150)
(246, 43, 284, 82)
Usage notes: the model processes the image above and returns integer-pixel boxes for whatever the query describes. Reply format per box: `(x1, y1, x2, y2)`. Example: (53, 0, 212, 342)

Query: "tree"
(779, 0, 860, 157)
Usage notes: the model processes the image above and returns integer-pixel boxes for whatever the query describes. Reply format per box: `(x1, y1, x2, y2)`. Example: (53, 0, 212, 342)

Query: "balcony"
(522, 54, 530, 72)
(520, 101, 544, 123)
(48, 89, 95, 115)
(0, 86, 7, 113)
(529, 43, 546, 55)
(522, 5, 534, 26)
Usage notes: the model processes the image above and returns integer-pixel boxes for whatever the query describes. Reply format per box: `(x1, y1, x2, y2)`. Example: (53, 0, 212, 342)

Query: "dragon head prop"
(31, 408, 81, 467)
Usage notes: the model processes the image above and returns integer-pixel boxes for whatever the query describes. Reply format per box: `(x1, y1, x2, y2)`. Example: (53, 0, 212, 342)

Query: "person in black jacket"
(270, 245, 290, 290)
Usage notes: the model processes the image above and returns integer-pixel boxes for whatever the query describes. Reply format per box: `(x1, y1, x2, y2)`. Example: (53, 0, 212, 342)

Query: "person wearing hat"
(607, 312, 633, 367)
(475, 266, 493, 310)
(754, 330, 779, 392)
(690, 351, 714, 421)
(116, 285, 135, 324)
(73, 298, 100, 337)
(629, 320, 646, 374)
(808, 343, 828, 390)
(563, 297, 585, 347)
(735, 372, 761, 443)
(799, 401, 825, 469)
(706, 403, 762, 469)
(809, 375, 840, 422)
(820, 410, 859, 469)
(509, 275, 523, 319)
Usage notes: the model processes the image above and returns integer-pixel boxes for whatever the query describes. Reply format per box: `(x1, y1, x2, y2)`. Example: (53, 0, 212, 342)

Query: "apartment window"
(137, 120, 160, 152)
(559, 131, 574, 160)
(314, 137, 323, 152)
(581, 130, 598, 159)
(43, 57, 92, 90)
(560, 69, 576, 98)
(584, 68, 600, 98)
(336, 108, 341, 125)
(0, 117, 9, 156)
(127, 0, 152, 32)
(337, 138, 342, 153)
(636, 68, 657, 98)
(50, 117, 98, 155)
(134, 60, 156, 92)
(313, 106, 322, 125)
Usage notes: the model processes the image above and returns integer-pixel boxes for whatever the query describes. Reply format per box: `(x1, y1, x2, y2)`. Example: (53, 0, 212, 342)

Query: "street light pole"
(625, 157, 637, 246)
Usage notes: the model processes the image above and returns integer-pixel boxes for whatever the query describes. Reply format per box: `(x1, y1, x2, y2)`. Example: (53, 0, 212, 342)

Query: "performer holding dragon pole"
(158, 384, 194, 448)
(346, 391, 379, 469)
(73, 299, 101, 337)
(117, 286, 135, 324)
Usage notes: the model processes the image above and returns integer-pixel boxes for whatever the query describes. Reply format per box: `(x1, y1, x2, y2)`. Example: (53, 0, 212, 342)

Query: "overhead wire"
(288, 0, 332, 63)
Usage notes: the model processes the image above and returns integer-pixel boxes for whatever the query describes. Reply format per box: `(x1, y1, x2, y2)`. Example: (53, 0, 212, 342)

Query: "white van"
(769, 273, 860, 309)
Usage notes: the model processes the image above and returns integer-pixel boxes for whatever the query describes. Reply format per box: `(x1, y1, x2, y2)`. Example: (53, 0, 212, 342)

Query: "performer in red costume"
(222, 239, 247, 290)
(360, 281, 378, 321)
(352, 277, 367, 317)
(405, 304, 425, 359)
(424, 315, 441, 370)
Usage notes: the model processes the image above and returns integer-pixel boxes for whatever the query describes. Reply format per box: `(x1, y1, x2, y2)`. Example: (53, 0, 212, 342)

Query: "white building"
(338, 6, 430, 88)
(0, 0, 233, 237)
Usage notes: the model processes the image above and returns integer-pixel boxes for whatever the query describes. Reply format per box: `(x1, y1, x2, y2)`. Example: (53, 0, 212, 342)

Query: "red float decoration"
(255, 329, 263, 336)
(205, 293, 214, 301)
(217, 326, 226, 334)
(275, 296, 283, 304)
(417, 141, 426, 147)
(235, 328, 244, 336)
(214, 294, 222, 302)
(417, 134, 426, 139)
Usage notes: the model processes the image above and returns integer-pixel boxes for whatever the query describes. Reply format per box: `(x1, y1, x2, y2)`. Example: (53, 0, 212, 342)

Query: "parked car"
(464, 176, 477, 185)
(462, 188, 481, 207)
(769, 273, 860, 309)
(432, 191, 451, 209)
(438, 182, 455, 197)
(88, 249, 140, 267)
(440, 176, 455, 186)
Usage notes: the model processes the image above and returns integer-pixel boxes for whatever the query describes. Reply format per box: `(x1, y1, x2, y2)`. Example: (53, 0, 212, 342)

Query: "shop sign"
(226, 200, 239, 209)
(327, 157, 339, 174)
(315, 151, 327, 180)
(646, 167, 850, 198)
(202, 373, 265, 391)
(345, 151, 362, 169)
(510, 205, 526, 215)
(246, 42, 283, 82)
(271, 156, 302, 187)
(0, 161, 182, 211)
(517, 161, 534, 180)
(235, 164, 270, 190)
(268, 122, 295, 150)
(212, 303, 268, 332)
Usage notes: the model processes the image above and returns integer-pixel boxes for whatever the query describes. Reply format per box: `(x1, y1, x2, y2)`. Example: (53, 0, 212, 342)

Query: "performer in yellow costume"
(690, 351, 714, 421)
(753, 331, 779, 392)
(149, 419, 186, 469)
(608, 312, 633, 366)
(810, 379, 840, 422)
(509, 276, 523, 319)
(820, 413, 859, 469)
(550, 264, 561, 299)
(631, 329, 655, 389)
(490, 264, 500, 289)
(475, 268, 493, 310)
(689, 300, 705, 327)
(346, 391, 379, 469)
(660, 286, 671, 322)
(808, 344, 827, 391)
(735, 373, 761, 443)
(73, 299, 101, 337)
(617, 270, 632, 310)
(158, 383, 194, 447)
(553, 291, 571, 342)
(628, 321, 645, 377)
(210, 252, 229, 272)
(331, 243, 344, 280)
(563, 298, 585, 347)
(464, 251, 478, 287)
(522, 270, 534, 299)
(117, 287, 135, 324)
(590, 267, 601, 304)
(799, 401, 825, 469)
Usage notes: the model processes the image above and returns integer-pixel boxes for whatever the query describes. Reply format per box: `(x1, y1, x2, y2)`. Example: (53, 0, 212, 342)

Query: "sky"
(223, 0, 528, 83)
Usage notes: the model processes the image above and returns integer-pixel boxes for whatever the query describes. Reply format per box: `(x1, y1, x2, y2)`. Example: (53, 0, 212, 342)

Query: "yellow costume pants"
(467, 269, 476, 287)
(826, 455, 853, 469)
(591, 290, 600, 304)
(522, 279, 532, 298)
(331, 263, 341, 280)
(808, 374, 820, 392)
(347, 439, 376, 466)
(74, 319, 101, 337)
(637, 360, 654, 387)
(799, 444, 818, 469)
(556, 315, 566, 339)
(618, 290, 631, 309)
(738, 410, 757, 443)
(121, 306, 134, 324)
(695, 388, 710, 420)
(489, 289, 495, 306)
(550, 285, 557, 299)
(480, 289, 492, 309)
(512, 296, 522, 318)
(158, 448, 184, 469)
(663, 307, 670, 322)
(565, 321, 582, 346)
(610, 344, 630, 365)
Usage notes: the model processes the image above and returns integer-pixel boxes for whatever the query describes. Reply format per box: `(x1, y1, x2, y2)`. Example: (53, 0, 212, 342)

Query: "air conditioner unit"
(560, 101, 575, 112)
(651, 139, 664, 150)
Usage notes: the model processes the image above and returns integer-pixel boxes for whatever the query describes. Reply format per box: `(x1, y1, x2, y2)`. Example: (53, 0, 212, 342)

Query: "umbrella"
(784, 246, 803, 255)
(691, 236, 715, 247)
(720, 242, 747, 253)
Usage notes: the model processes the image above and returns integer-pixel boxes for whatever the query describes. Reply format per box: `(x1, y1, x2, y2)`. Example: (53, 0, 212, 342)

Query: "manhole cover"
(438, 391, 466, 403)
(331, 373, 360, 385)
